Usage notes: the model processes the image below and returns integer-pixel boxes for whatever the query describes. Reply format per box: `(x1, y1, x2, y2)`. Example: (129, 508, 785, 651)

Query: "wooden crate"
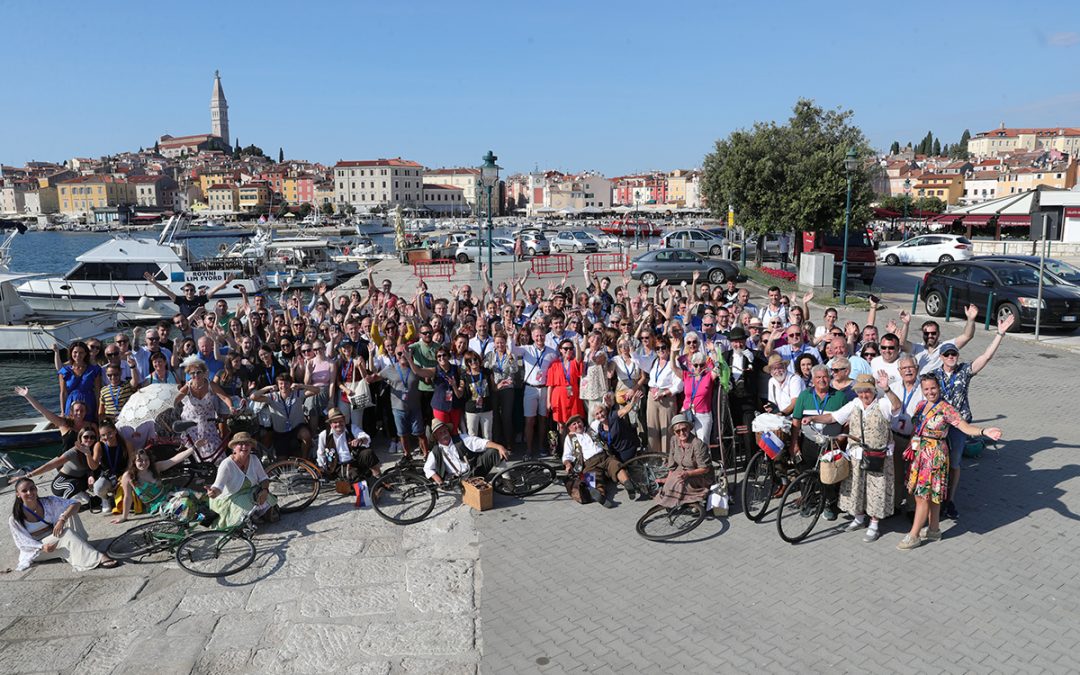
(462, 478, 493, 511)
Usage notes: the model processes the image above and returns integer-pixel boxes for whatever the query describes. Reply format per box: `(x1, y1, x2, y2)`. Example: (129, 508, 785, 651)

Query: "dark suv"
(920, 260, 1080, 331)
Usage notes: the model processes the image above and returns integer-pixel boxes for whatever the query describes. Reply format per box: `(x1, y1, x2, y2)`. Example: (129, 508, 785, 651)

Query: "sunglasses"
(922, 331, 939, 336)
(106, 371, 121, 377)
(116, 338, 129, 344)
(419, 330, 431, 335)
(88, 345, 101, 351)
(105, 351, 119, 357)
(942, 352, 959, 358)
(862, 351, 879, 358)
(560, 346, 573, 351)
(880, 345, 897, 351)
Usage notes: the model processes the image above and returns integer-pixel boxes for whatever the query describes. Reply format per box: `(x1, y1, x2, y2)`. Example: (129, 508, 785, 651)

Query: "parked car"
(454, 238, 515, 264)
(802, 229, 877, 286)
(660, 228, 728, 256)
(877, 234, 973, 266)
(551, 231, 599, 253)
(727, 232, 784, 261)
(920, 259, 1080, 331)
(975, 255, 1080, 286)
(515, 230, 551, 256)
(630, 248, 740, 286)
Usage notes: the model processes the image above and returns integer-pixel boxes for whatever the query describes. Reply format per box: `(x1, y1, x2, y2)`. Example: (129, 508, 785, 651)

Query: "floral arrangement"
(760, 266, 797, 282)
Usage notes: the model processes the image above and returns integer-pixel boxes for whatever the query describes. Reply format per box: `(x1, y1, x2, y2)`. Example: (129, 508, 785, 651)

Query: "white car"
(551, 230, 599, 253)
(454, 238, 515, 263)
(878, 234, 973, 266)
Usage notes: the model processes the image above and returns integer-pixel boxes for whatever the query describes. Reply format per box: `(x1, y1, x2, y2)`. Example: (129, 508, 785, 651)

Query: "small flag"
(757, 430, 784, 460)
(354, 480, 371, 509)
(116, 294, 126, 307)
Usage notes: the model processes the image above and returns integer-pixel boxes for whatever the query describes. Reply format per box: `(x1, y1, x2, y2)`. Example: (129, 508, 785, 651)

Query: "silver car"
(516, 231, 551, 256)
(551, 231, 598, 253)
(660, 228, 728, 256)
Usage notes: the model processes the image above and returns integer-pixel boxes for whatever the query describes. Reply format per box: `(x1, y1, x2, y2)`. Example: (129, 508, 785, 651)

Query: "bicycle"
(775, 426, 847, 544)
(635, 501, 708, 541)
(153, 413, 322, 514)
(369, 468, 462, 525)
(105, 508, 259, 577)
(487, 451, 669, 500)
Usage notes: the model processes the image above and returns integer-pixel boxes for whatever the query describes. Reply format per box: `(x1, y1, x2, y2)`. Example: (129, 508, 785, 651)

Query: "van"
(802, 230, 877, 286)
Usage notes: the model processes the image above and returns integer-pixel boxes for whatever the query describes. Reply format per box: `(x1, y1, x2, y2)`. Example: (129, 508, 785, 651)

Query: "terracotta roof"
(127, 175, 166, 184)
(974, 127, 1080, 138)
(423, 183, 461, 190)
(335, 158, 423, 168)
(59, 175, 128, 184)
(426, 167, 480, 175)
(969, 171, 1001, 180)
(207, 183, 236, 190)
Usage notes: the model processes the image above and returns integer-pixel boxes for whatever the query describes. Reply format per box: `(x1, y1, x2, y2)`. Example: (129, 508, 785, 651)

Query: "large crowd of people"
(8, 264, 1013, 571)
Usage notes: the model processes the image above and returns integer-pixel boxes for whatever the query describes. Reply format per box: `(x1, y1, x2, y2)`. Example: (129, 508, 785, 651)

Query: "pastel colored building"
(912, 173, 964, 205)
(206, 184, 239, 212)
(967, 125, 1080, 158)
(333, 158, 425, 210)
(57, 175, 136, 216)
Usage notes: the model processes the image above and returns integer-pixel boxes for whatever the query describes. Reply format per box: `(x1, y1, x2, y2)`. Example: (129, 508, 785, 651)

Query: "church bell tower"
(210, 70, 230, 146)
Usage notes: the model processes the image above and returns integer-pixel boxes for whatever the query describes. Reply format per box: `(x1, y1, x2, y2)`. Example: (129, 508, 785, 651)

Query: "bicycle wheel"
(175, 530, 256, 577)
(106, 520, 187, 562)
(265, 458, 321, 513)
(635, 502, 706, 541)
(776, 471, 824, 544)
(741, 451, 776, 522)
(370, 473, 436, 525)
(490, 461, 556, 497)
(621, 453, 669, 498)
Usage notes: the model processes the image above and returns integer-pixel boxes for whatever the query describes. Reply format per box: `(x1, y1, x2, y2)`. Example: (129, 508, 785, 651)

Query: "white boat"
(18, 214, 267, 321)
(328, 236, 382, 276)
(0, 273, 116, 353)
(220, 230, 339, 289)
(0, 417, 61, 449)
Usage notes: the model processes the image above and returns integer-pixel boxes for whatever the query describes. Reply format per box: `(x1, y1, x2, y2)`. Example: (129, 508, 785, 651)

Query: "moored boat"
(0, 417, 60, 449)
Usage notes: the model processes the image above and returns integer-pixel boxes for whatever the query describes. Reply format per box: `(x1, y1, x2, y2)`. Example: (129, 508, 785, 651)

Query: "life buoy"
(343, 246, 351, 255)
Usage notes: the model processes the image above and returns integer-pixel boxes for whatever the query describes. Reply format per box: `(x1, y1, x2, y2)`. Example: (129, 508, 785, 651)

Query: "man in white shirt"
(757, 287, 789, 326)
(423, 419, 509, 485)
(907, 308, 977, 374)
(512, 326, 555, 458)
(545, 313, 580, 352)
(468, 318, 495, 359)
(316, 409, 379, 482)
(888, 355, 924, 512)
(561, 414, 634, 507)
(869, 333, 904, 388)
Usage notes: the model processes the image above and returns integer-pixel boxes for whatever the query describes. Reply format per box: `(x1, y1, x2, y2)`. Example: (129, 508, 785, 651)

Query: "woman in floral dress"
(897, 374, 1002, 550)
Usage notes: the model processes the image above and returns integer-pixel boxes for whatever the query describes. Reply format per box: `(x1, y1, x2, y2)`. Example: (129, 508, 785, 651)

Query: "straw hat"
(853, 373, 877, 392)
(228, 432, 257, 449)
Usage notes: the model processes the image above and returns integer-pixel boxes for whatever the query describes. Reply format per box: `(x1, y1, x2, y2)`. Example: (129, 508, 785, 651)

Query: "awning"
(930, 213, 1031, 227)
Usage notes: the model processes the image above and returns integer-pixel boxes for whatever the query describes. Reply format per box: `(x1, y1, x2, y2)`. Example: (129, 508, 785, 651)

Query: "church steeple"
(210, 70, 229, 146)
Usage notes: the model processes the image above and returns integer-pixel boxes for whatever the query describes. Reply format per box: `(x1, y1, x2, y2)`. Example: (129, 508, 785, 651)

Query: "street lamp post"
(902, 177, 912, 240)
(839, 146, 859, 305)
(479, 151, 501, 290)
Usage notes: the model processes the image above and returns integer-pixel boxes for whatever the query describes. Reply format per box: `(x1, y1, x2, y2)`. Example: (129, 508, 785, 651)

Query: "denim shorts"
(947, 425, 966, 469)
(392, 408, 424, 437)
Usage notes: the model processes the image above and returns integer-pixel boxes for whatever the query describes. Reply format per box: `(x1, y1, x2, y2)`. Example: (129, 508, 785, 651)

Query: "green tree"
(911, 196, 946, 213)
(153, 140, 160, 154)
(889, 141, 900, 155)
(932, 138, 942, 155)
(877, 195, 912, 212)
(320, 202, 335, 216)
(278, 147, 284, 163)
(701, 98, 876, 262)
(344, 204, 357, 216)
(298, 202, 313, 219)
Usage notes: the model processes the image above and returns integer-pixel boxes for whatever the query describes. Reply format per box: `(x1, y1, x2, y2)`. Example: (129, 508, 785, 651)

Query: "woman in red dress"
(546, 339, 585, 432)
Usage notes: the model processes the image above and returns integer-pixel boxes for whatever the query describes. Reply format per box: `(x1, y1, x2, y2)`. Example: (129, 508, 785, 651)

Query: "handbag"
(819, 456, 850, 485)
(707, 477, 729, 517)
(858, 410, 887, 474)
(346, 378, 373, 410)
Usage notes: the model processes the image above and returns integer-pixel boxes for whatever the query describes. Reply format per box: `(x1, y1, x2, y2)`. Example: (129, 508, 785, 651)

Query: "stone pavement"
(478, 315, 1080, 674)
(4, 265, 1080, 673)
(0, 487, 482, 674)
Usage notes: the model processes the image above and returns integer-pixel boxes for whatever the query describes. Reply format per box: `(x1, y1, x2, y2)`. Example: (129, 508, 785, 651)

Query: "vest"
(850, 402, 890, 451)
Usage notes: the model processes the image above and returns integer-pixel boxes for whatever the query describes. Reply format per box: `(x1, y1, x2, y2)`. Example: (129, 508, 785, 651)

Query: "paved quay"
(2, 254, 1079, 673)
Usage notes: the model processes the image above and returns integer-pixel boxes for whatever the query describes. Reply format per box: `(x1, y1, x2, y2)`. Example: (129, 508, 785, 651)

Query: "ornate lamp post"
(839, 147, 859, 305)
(903, 177, 912, 240)
(479, 151, 501, 290)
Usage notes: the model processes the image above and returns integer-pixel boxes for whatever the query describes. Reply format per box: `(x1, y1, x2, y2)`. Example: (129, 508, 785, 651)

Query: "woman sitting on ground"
(90, 421, 132, 516)
(8, 477, 117, 572)
(206, 432, 278, 527)
(112, 446, 196, 524)
(12, 425, 99, 505)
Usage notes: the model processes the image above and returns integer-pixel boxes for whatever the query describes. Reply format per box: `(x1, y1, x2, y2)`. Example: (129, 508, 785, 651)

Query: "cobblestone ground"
(478, 321, 1080, 674)
(0, 490, 482, 674)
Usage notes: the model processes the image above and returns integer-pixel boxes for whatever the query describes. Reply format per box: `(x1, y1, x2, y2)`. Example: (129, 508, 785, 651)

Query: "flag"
(757, 430, 784, 460)
(116, 294, 126, 307)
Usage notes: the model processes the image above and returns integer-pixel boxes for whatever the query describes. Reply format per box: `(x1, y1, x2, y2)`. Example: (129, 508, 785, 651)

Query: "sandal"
(99, 558, 121, 569)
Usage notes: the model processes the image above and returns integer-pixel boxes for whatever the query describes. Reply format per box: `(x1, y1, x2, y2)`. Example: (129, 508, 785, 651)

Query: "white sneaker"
(863, 528, 881, 543)
(846, 518, 866, 532)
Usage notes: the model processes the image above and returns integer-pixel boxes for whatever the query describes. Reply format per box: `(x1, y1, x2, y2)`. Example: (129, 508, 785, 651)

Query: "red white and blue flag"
(757, 430, 784, 460)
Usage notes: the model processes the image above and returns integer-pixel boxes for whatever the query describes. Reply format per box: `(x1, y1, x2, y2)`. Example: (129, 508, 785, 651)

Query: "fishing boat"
(600, 218, 662, 237)
(0, 418, 61, 449)
(17, 214, 266, 321)
(219, 229, 340, 290)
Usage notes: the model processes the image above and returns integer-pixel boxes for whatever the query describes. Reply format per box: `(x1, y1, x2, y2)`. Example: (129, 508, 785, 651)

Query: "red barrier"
(412, 258, 456, 281)
(530, 254, 574, 277)
(586, 253, 631, 274)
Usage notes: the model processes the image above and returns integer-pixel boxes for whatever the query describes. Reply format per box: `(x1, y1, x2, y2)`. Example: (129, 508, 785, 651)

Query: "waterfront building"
(206, 183, 240, 213)
(199, 170, 243, 197)
(422, 184, 466, 214)
(129, 174, 179, 207)
(424, 168, 482, 214)
(57, 175, 136, 216)
(333, 158, 425, 211)
(238, 181, 272, 212)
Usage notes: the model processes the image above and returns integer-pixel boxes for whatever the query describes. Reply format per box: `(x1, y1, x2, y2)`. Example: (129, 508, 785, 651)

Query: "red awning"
(930, 213, 1030, 227)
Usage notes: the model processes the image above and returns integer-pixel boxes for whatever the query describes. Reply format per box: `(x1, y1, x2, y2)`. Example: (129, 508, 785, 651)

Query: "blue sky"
(4, 1, 1080, 175)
